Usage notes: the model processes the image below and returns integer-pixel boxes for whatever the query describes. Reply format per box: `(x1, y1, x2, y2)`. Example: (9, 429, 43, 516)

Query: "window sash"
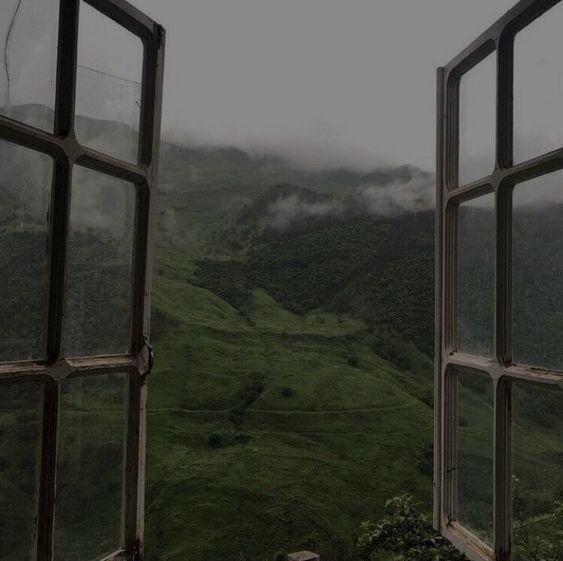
(436, 1, 563, 560)
(0, 1, 164, 559)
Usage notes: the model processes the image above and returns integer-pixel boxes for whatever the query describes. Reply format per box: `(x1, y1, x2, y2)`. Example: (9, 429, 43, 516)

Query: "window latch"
(140, 339, 155, 380)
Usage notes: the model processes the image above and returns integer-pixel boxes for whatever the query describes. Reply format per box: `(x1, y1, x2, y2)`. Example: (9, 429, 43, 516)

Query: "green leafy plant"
(357, 495, 467, 561)
(513, 477, 563, 561)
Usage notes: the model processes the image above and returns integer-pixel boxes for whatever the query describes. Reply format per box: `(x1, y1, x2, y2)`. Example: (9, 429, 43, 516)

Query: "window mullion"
(493, 181, 513, 561)
(493, 379, 512, 560)
(493, 26, 514, 557)
(47, 0, 80, 361)
(36, 2, 80, 560)
(123, 27, 165, 555)
(35, 381, 61, 561)
(434, 66, 446, 530)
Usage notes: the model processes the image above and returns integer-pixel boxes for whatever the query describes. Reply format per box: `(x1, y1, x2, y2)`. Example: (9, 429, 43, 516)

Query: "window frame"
(435, 1, 563, 560)
(0, 1, 165, 560)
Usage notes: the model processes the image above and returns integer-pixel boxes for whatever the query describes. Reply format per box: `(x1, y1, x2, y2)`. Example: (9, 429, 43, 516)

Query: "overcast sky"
(129, 0, 518, 171)
(5, 0, 562, 175)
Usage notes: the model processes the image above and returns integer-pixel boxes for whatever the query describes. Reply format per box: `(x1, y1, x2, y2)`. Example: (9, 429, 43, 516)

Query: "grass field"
(145, 261, 435, 561)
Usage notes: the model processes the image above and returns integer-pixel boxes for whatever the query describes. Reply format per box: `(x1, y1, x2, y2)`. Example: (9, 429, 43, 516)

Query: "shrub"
(357, 495, 467, 561)
(240, 380, 264, 407)
(281, 387, 295, 398)
(416, 443, 433, 476)
(458, 416, 470, 428)
(273, 551, 288, 561)
(235, 432, 251, 444)
(229, 406, 244, 426)
(347, 355, 359, 368)
(208, 432, 223, 448)
(420, 390, 433, 408)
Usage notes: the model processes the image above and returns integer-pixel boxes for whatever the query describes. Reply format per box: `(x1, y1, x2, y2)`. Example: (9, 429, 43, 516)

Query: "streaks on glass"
(0, 0, 59, 130)
(0, 140, 51, 362)
(0, 382, 42, 561)
(55, 373, 128, 561)
(512, 382, 563, 561)
(513, 170, 563, 371)
(514, 2, 563, 163)
(63, 167, 135, 357)
(455, 368, 494, 545)
(457, 194, 495, 357)
(75, 1, 143, 163)
(458, 54, 496, 186)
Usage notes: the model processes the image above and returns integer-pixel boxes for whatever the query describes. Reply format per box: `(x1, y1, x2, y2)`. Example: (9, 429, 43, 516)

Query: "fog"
(3, 0, 563, 184)
(131, 0, 522, 172)
(262, 167, 435, 230)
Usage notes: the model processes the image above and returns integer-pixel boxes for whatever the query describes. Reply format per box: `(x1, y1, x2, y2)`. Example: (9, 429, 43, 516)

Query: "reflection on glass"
(55, 373, 127, 561)
(456, 369, 493, 544)
(458, 54, 496, 186)
(62, 167, 134, 357)
(0, 0, 59, 130)
(0, 382, 42, 561)
(0, 140, 51, 361)
(457, 194, 495, 357)
(512, 382, 563, 561)
(513, 171, 563, 370)
(514, 2, 563, 163)
(75, 1, 143, 163)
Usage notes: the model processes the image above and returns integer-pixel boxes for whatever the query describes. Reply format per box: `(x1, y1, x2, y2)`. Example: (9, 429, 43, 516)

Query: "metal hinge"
(132, 542, 142, 561)
(139, 339, 155, 381)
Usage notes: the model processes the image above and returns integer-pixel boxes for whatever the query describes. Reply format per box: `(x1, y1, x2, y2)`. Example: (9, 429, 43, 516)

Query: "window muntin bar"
(0, 1, 164, 560)
(437, 2, 563, 560)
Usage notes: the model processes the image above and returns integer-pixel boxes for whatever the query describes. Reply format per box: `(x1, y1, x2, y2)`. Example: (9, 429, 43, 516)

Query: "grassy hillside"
(145, 142, 563, 561)
(145, 272, 434, 561)
(145, 144, 440, 560)
(0, 107, 562, 561)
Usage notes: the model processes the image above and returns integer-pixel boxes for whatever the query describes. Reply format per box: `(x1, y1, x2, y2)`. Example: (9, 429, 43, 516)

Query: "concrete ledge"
(288, 552, 320, 561)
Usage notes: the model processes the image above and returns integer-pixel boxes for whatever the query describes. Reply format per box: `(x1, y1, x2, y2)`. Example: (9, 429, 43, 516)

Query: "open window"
(0, 1, 164, 560)
(436, 1, 563, 560)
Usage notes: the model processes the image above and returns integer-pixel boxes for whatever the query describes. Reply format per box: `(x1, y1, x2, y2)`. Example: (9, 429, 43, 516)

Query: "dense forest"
(0, 107, 561, 561)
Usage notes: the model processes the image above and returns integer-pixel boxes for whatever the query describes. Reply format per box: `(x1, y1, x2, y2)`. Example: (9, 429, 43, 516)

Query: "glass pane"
(514, 2, 563, 163)
(0, 0, 59, 130)
(512, 382, 563, 561)
(75, 1, 143, 163)
(513, 171, 563, 370)
(456, 369, 493, 544)
(0, 382, 42, 561)
(0, 140, 51, 361)
(458, 54, 496, 186)
(63, 167, 135, 357)
(55, 373, 127, 561)
(457, 194, 495, 356)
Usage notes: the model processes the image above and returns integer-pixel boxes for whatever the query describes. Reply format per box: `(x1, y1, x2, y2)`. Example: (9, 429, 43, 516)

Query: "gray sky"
(5, 0, 562, 176)
(132, 0, 517, 171)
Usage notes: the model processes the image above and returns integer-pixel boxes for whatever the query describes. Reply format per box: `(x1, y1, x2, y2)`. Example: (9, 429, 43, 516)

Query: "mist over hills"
(1, 105, 562, 561)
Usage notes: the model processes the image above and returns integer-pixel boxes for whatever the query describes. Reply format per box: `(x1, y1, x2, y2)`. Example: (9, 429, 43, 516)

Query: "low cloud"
(264, 194, 345, 230)
(263, 168, 435, 231)
(355, 170, 435, 216)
